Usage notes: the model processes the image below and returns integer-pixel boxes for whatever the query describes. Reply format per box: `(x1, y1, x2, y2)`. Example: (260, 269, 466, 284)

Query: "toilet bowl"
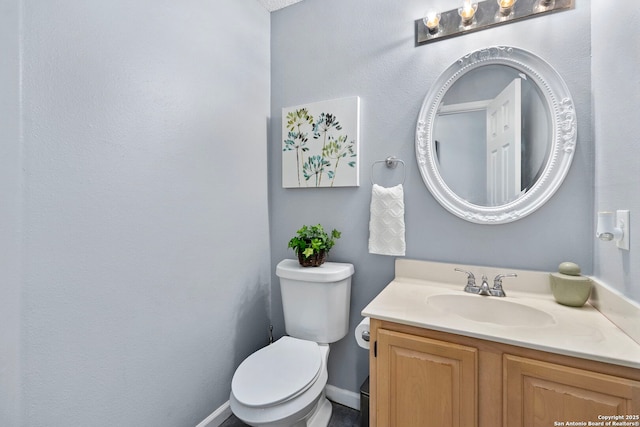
(230, 337, 331, 427)
(229, 260, 354, 427)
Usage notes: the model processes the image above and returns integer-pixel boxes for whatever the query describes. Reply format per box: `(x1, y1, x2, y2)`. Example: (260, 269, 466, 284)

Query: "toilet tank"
(276, 259, 354, 344)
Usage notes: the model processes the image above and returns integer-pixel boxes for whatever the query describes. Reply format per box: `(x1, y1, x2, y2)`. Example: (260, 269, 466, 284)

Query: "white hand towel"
(368, 184, 406, 256)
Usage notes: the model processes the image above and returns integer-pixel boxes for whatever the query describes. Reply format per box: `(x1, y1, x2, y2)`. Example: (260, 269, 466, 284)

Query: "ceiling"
(257, 0, 304, 12)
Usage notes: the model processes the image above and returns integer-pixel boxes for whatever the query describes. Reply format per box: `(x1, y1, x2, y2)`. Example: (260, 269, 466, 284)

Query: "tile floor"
(220, 401, 361, 426)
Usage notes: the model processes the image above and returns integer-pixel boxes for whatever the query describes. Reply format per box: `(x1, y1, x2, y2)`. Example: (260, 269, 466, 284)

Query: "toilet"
(230, 259, 355, 427)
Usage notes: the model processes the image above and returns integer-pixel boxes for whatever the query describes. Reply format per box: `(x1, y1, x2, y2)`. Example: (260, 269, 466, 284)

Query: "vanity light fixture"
(415, 0, 574, 46)
(596, 210, 630, 250)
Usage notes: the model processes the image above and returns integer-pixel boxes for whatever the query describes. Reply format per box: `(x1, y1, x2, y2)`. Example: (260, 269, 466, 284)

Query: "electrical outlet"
(616, 210, 630, 250)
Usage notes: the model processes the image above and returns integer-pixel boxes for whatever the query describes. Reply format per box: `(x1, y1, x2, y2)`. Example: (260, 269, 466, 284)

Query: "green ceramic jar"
(550, 262, 592, 307)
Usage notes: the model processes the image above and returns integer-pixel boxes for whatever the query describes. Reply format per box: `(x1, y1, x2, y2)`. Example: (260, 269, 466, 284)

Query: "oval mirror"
(416, 46, 577, 224)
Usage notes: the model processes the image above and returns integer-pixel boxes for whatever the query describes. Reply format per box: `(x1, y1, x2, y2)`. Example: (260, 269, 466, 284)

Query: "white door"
(486, 78, 522, 206)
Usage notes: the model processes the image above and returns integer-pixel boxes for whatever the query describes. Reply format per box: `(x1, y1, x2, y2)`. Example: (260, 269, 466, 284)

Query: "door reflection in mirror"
(433, 65, 551, 207)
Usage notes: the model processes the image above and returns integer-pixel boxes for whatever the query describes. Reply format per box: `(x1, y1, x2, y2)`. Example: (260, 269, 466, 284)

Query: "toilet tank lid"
(276, 259, 354, 282)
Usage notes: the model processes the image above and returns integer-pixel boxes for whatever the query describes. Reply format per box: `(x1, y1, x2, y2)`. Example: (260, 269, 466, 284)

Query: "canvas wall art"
(282, 96, 360, 188)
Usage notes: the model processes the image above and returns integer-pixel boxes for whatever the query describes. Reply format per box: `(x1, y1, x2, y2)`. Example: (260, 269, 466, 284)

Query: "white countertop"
(361, 259, 640, 370)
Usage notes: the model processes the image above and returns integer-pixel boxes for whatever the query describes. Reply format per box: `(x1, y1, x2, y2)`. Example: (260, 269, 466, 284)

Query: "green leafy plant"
(288, 224, 341, 266)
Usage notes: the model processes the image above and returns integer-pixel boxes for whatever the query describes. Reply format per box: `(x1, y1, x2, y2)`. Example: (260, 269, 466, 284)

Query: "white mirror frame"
(416, 46, 577, 224)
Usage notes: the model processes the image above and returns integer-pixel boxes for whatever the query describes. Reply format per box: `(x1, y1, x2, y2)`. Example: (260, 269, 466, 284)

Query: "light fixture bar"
(415, 0, 574, 46)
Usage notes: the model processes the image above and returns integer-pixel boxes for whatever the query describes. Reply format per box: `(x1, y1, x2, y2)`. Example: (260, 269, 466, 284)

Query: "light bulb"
(498, 0, 518, 15)
(458, 1, 478, 25)
(423, 11, 441, 33)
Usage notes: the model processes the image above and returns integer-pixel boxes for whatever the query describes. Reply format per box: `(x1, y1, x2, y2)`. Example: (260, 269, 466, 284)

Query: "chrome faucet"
(455, 268, 517, 297)
(478, 275, 492, 296)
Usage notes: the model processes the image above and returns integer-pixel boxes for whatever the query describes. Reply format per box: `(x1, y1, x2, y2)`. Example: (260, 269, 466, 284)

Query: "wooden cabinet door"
(504, 355, 640, 427)
(375, 329, 478, 427)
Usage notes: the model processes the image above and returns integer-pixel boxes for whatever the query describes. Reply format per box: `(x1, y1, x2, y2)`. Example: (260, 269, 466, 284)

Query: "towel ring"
(370, 156, 406, 185)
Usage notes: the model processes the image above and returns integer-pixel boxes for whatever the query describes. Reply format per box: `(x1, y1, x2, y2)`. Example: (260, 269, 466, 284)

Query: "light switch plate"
(616, 210, 630, 250)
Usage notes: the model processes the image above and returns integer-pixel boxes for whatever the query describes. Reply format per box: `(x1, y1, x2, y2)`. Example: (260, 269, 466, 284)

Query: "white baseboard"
(325, 384, 361, 411)
(196, 385, 361, 427)
(195, 400, 232, 427)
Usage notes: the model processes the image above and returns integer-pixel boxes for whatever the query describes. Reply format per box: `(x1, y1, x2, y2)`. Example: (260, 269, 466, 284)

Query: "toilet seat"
(231, 336, 322, 408)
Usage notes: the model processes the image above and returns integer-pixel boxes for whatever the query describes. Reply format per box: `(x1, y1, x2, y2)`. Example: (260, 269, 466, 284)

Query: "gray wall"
(8, 0, 271, 426)
(0, 1, 22, 425)
(269, 0, 593, 396)
(592, 3, 640, 302)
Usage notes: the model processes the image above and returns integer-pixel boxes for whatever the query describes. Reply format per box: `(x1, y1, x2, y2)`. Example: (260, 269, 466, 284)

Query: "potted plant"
(288, 224, 341, 267)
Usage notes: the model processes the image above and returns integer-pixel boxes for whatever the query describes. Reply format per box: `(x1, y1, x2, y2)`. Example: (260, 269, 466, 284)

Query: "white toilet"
(230, 259, 355, 427)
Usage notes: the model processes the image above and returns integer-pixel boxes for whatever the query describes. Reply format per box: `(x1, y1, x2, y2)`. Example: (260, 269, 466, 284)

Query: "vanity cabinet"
(375, 328, 477, 427)
(504, 355, 640, 426)
(369, 319, 640, 427)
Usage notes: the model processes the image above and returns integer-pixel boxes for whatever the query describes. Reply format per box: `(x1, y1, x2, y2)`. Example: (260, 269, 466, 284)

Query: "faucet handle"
(454, 268, 476, 286)
(493, 273, 517, 289)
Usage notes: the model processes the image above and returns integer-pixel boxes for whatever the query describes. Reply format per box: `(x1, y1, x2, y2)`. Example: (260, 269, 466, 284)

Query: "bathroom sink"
(427, 294, 555, 327)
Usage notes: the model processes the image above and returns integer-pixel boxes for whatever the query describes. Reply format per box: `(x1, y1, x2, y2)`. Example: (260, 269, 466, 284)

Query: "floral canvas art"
(282, 96, 360, 188)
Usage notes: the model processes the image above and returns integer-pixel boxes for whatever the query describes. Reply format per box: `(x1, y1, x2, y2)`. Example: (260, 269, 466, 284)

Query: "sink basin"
(427, 294, 556, 327)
